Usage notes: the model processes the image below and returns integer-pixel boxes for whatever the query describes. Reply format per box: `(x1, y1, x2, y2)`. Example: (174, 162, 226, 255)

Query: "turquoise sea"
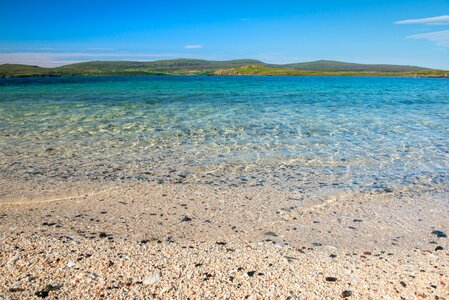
(0, 76, 448, 192)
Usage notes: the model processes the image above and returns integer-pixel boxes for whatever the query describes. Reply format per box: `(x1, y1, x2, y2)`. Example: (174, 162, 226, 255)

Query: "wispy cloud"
(396, 15, 449, 47)
(86, 47, 116, 51)
(395, 15, 449, 25)
(408, 30, 449, 47)
(184, 44, 203, 49)
(0, 52, 190, 67)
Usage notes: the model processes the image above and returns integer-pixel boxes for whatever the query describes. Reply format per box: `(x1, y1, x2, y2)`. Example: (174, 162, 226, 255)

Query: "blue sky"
(0, 0, 448, 68)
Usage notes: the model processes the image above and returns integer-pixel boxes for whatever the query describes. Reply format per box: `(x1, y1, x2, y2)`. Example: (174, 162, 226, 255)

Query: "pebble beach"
(1, 179, 448, 299)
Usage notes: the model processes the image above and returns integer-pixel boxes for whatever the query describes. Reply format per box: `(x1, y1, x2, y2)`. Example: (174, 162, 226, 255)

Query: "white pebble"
(143, 271, 161, 285)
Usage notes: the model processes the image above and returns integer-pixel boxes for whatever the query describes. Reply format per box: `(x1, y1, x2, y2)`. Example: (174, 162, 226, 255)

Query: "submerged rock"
(432, 230, 447, 238)
(264, 231, 278, 237)
(181, 216, 192, 222)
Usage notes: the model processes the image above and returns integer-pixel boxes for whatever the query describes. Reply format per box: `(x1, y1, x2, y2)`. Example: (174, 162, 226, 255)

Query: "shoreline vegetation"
(1, 59, 448, 78)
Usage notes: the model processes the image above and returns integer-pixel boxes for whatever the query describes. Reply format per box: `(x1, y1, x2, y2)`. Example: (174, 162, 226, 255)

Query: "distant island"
(0, 59, 448, 78)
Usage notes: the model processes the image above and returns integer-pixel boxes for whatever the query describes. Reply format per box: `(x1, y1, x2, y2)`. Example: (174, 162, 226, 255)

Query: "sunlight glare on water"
(0, 76, 448, 191)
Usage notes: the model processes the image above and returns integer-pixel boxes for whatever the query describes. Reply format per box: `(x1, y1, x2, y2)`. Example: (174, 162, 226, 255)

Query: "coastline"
(1, 73, 448, 79)
(1, 179, 448, 299)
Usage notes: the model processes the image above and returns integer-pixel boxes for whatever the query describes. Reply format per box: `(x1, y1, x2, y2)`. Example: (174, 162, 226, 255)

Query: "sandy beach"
(1, 178, 448, 299)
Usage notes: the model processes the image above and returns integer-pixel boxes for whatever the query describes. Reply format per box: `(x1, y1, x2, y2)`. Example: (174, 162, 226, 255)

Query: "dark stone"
(325, 276, 337, 282)
(181, 216, 192, 222)
(353, 219, 363, 223)
(264, 231, 278, 237)
(435, 246, 444, 251)
(99, 232, 108, 238)
(342, 290, 352, 298)
(329, 254, 337, 258)
(432, 230, 447, 238)
(216, 241, 227, 246)
(35, 290, 49, 298)
(44, 285, 60, 292)
(400, 281, 407, 287)
(42, 222, 56, 227)
(247, 271, 256, 277)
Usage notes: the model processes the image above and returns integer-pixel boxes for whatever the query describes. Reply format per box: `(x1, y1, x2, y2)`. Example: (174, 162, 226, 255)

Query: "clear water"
(0, 76, 448, 191)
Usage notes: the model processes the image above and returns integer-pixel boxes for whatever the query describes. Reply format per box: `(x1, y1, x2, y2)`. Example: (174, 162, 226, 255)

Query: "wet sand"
(0, 179, 448, 299)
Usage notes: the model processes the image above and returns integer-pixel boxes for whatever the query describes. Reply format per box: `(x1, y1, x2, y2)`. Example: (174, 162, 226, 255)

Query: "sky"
(0, 0, 448, 69)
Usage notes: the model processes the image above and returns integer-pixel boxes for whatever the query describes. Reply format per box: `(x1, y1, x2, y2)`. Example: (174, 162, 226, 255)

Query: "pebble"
(264, 231, 278, 237)
(342, 290, 353, 298)
(160, 285, 173, 294)
(432, 230, 447, 238)
(7, 252, 21, 267)
(181, 216, 192, 222)
(35, 290, 49, 298)
(9, 287, 24, 292)
(435, 246, 444, 251)
(325, 276, 337, 282)
(143, 272, 161, 285)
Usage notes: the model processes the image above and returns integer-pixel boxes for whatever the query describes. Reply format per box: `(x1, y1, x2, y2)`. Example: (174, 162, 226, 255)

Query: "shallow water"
(0, 76, 448, 192)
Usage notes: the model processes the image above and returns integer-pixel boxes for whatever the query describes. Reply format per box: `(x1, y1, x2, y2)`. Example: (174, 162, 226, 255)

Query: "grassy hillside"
(0, 64, 53, 77)
(214, 64, 449, 77)
(0, 59, 447, 78)
(54, 59, 264, 75)
(283, 60, 429, 72)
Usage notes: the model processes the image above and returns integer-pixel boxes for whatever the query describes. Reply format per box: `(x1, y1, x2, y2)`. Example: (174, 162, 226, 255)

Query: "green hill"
(54, 59, 264, 75)
(0, 59, 447, 77)
(0, 64, 52, 77)
(213, 64, 448, 77)
(283, 60, 429, 72)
